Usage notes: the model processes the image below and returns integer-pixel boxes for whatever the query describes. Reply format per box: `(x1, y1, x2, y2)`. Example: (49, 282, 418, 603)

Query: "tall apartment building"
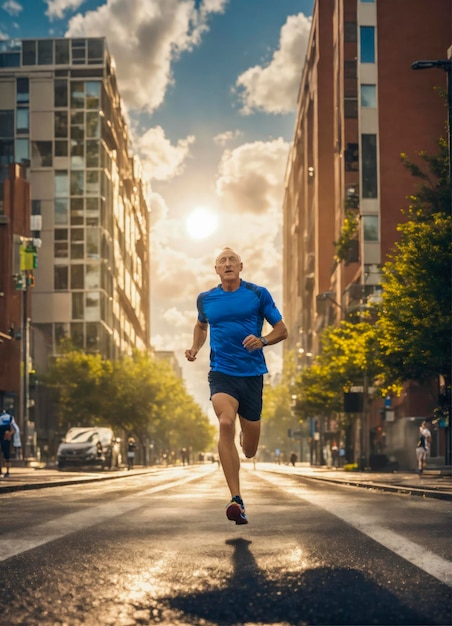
(0, 38, 151, 440)
(283, 0, 451, 464)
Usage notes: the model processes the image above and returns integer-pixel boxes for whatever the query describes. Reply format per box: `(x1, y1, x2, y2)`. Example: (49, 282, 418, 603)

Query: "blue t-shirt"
(197, 279, 283, 376)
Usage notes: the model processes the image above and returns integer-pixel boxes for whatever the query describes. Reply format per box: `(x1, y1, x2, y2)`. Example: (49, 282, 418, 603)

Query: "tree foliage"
(44, 350, 215, 455)
(295, 321, 379, 419)
(378, 137, 451, 386)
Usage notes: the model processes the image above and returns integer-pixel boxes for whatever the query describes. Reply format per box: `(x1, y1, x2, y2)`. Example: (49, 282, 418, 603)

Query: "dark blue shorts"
(208, 371, 263, 422)
(1, 439, 11, 461)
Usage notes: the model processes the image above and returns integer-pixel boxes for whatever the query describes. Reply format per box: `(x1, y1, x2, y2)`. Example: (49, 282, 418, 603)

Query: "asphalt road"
(0, 463, 450, 626)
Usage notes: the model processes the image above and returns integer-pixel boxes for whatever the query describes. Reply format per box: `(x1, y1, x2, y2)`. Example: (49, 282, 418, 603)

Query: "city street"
(0, 463, 450, 625)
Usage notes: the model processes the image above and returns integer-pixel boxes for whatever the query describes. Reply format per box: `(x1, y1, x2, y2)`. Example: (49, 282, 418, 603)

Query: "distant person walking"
(416, 420, 431, 475)
(0, 409, 16, 478)
(127, 437, 137, 470)
(12, 420, 22, 461)
(185, 247, 288, 525)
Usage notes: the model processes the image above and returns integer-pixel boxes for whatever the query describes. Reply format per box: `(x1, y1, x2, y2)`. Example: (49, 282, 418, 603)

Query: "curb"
(259, 467, 452, 502)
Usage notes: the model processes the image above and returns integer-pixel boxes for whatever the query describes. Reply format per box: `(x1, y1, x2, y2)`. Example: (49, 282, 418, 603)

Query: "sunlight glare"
(186, 207, 219, 240)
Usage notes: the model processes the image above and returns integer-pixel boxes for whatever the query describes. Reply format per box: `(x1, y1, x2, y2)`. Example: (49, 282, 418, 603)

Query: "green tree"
(378, 137, 451, 387)
(295, 320, 380, 419)
(45, 349, 215, 456)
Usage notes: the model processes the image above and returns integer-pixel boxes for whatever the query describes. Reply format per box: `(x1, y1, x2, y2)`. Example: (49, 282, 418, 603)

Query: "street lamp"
(411, 52, 452, 211)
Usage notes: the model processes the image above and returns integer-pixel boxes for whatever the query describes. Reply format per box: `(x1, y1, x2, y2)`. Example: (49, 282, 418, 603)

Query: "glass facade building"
(0, 38, 151, 370)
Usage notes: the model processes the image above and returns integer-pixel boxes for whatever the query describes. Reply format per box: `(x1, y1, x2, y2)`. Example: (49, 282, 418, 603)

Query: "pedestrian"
(331, 440, 339, 468)
(127, 437, 136, 470)
(416, 420, 431, 475)
(12, 419, 22, 462)
(289, 451, 297, 466)
(0, 409, 16, 478)
(185, 247, 288, 524)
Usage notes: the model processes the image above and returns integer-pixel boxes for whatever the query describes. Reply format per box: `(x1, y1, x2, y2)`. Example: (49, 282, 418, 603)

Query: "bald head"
(215, 247, 241, 265)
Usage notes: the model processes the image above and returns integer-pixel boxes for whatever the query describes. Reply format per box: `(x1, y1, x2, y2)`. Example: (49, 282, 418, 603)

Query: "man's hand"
(242, 335, 262, 351)
(185, 349, 198, 362)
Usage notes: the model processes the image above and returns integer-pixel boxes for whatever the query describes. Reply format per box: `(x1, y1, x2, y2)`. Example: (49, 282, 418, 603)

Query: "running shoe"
(226, 495, 248, 525)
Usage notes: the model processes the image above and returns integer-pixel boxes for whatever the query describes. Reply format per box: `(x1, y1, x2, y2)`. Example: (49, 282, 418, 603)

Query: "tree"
(295, 320, 380, 420)
(44, 349, 215, 457)
(378, 137, 451, 387)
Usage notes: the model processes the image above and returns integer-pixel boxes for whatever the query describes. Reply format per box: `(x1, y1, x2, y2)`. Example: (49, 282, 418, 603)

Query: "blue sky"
(0, 0, 314, 409)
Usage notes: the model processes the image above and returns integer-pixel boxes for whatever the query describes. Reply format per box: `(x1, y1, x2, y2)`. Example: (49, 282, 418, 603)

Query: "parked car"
(56, 427, 121, 470)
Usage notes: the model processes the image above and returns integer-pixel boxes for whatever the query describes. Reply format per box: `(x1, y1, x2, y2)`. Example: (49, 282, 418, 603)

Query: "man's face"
(215, 250, 243, 282)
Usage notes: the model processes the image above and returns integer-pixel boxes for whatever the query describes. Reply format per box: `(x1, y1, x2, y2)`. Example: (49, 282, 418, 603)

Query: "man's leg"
(239, 415, 261, 458)
(212, 392, 240, 498)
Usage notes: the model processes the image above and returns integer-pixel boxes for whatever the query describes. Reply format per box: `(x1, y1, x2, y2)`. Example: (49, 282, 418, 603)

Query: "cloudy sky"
(1, 0, 314, 414)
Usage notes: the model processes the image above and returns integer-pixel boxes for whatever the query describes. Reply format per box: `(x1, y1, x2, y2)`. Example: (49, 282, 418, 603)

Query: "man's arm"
(242, 319, 288, 351)
(185, 319, 208, 361)
(263, 319, 288, 345)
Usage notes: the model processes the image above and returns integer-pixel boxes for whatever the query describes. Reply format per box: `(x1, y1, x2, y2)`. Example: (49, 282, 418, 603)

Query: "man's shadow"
(163, 537, 428, 625)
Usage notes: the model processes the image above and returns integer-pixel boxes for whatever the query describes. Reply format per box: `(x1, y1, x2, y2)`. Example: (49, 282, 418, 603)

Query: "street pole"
(22, 284, 29, 465)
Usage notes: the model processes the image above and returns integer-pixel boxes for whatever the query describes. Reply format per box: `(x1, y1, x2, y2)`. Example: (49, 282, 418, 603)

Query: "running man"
(185, 247, 288, 524)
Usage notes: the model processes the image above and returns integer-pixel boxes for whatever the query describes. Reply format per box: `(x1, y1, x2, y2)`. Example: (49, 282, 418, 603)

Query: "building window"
(70, 197, 84, 225)
(55, 111, 68, 137)
(344, 22, 357, 43)
(360, 26, 375, 63)
(55, 322, 69, 343)
(72, 39, 86, 65)
(72, 292, 84, 319)
(55, 140, 68, 157)
(22, 41, 36, 66)
(55, 198, 68, 225)
(16, 108, 29, 134)
(361, 84, 376, 107)
(361, 134, 377, 198)
(86, 230, 99, 259)
(17, 78, 29, 104)
(87, 39, 104, 64)
(15, 138, 29, 166)
(71, 264, 84, 289)
(55, 39, 70, 65)
(54, 170, 68, 196)
(54, 79, 68, 107)
(85, 292, 100, 321)
(71, 323, 84, 349)
(0, 111, 14, 137)
(85, 82, 100, 108)
(344, 98, 358, 118)
(345, 143, 359, 172)
(362, 215, 379, 241)
(38, 40, 53, 65)
(344, 60, 357, 79)
(32, 141, 52, 167)
(86, 112, 100, 138)
(71, 227, 85, 259)
(53, 265, 69, 291)
(70, 170, 84, 195)
(70, 82, 85, 108)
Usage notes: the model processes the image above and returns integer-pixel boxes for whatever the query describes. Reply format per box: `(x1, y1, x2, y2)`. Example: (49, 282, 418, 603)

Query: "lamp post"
(411, 51, 452, 211)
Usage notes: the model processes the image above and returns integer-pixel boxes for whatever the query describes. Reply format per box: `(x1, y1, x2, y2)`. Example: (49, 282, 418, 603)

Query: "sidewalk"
(258, 463, 452, 501)
(0, 463, 451, 500)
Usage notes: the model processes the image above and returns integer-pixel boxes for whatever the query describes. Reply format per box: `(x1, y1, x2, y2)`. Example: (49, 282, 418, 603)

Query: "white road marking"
(256, 470, 452, 588)
(0, 467, 215, 562)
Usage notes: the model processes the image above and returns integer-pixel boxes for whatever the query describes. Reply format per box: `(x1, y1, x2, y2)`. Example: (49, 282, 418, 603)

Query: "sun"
(186, 206, 219, 240)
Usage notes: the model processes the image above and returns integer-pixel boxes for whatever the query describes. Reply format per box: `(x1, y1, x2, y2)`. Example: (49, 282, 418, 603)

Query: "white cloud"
(45, 0, 85, 20)
(66, 0, 228, 114)
(213, 130, 243, 146)
(235, 12, 312, 115)
(215, 137, 290, 215)
(2, 0, 22, 16)
(135, 125, 195, 182)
